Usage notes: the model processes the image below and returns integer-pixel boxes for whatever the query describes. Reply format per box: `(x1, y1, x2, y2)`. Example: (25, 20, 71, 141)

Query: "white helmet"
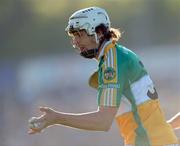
(65, 7, 111, 35)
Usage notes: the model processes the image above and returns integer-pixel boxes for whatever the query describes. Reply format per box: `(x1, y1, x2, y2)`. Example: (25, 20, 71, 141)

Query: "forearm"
(53, 110, 112, 131)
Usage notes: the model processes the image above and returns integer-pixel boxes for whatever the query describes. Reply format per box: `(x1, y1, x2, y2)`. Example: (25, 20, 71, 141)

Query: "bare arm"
(167, 112, 180, 130)
(54, 106, 118, 131)
(28, 106, 118, 134)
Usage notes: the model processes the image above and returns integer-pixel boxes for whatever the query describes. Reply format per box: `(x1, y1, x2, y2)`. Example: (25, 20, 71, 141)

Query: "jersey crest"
(104, 67, 116, 81)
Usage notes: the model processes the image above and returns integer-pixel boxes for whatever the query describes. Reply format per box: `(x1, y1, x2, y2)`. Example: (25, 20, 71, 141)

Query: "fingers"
(28, 116, 46, 134)
(28, 120, 45, 135)
(39, 106, 52, 114)
(28, 106, 55, 135)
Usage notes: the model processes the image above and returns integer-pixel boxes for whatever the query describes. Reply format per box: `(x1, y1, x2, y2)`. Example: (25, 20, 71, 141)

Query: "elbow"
(97, 122, 112, 132)
(89, 120, 111, 131)
(89, 122, 111, 131)
(100, 125, 111, 132)
(102, 126, 110, 132)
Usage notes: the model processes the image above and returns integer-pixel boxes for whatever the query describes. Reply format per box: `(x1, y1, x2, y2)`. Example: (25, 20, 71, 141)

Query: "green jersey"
(97, 41, 157, 109)
(89, 40, 178, 146)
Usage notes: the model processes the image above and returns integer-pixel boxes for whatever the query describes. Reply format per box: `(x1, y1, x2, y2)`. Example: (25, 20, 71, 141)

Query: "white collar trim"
(98, 40, 112, 60)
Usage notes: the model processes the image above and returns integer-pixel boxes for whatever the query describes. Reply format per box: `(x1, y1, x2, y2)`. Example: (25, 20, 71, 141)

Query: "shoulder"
(116, 44, 138, 58)
(117, 45, 144, 67)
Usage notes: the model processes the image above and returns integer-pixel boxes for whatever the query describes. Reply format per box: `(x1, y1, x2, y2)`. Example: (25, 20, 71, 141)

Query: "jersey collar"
(95, 39, 113, 61)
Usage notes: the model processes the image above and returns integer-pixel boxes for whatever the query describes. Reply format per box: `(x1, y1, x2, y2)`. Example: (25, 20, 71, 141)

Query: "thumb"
(39, 106, 52, 113)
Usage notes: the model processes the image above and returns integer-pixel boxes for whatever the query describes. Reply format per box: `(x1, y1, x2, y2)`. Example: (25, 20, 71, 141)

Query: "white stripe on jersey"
(98, 40, 112, 59)
(116, 75, 153, 116)
(110, 49, 114, 67)
(106, 48, 114, 68)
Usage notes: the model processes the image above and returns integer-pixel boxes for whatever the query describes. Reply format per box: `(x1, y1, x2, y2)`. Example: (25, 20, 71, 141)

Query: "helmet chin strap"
(80, 48, 99, 59)
(94, 33, 99, 44)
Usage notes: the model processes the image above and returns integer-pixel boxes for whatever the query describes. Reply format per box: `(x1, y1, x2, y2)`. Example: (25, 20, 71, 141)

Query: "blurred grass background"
(0, 0, 180, 146)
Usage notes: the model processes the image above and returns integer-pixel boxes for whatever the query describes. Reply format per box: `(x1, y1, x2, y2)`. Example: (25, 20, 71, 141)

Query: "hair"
(95, 24, 121, 44)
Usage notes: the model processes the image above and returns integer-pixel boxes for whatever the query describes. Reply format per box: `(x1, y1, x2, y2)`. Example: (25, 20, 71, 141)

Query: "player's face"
(70, 30, 98, 53)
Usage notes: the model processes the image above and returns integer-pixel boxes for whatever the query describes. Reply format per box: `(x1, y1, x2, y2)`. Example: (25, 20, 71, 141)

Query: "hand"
(28, 107, 57, 134)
